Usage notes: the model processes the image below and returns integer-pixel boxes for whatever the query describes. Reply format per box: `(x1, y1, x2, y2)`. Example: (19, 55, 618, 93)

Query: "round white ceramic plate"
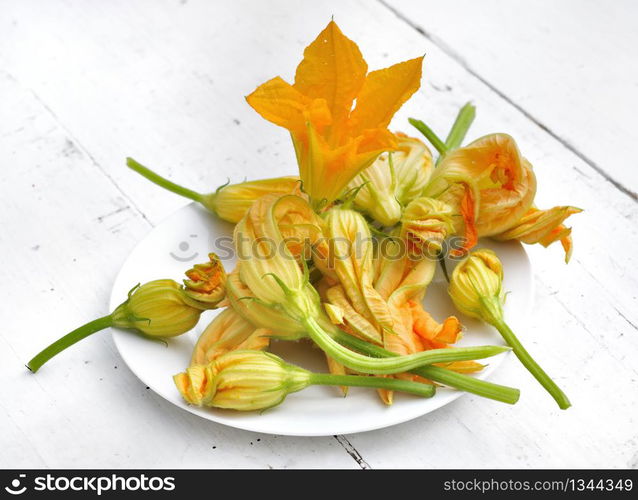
(110, 203, 533, 436)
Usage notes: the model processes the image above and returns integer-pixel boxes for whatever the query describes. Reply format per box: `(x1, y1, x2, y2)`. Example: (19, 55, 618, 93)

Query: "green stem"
(408, 118, 448, 156)
(331, 329, 519, 404)
(126, 157, 204, 203)
(302, 316, 508, 375)
(415, 365, 518, 404)
(493, 319, 571, 410)
(310, 373, 435, 398)
(27, 315, 114, 373)
(437, 250, 450, 283)
(444, 102, 476, 150)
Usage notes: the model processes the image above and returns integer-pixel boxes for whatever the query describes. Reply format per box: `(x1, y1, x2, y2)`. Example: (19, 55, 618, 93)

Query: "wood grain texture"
(384, 0, 638, 198)
(0, 0, 636, 468)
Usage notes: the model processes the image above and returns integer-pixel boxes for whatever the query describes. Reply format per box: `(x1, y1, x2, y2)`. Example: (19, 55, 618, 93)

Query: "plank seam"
(26, 88, 155, 227)
(334, 435, 372, 469)
(378, 0, 637, 203)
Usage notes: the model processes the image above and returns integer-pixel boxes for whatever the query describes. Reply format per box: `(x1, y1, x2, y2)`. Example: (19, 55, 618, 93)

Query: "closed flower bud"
(226, 268, 306, 339)
(112, 280, 203, 337)
(183, 253, 227, 306)
(174, 350, 311, 411)
(346, 153, 402, 226)
(201, 177, 301, 223)
(127, 157, 299, 224)
(401, 197, 455, 256)
(448, 249, 572, 409)
(448, 249, 504, 325)
(190, 307, 270, 366)
(174, 350, 440, 411)
(345, 135, 433, 227)
(235, 194, 322, 322)
(27, 255, 226, 372)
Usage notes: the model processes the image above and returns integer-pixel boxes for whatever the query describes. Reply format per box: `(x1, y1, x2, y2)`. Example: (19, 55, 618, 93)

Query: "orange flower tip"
(183, 253, 227, 305)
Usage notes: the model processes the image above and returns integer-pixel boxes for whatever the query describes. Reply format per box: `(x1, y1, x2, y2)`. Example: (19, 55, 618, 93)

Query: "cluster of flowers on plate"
(29, 21, 579, 411)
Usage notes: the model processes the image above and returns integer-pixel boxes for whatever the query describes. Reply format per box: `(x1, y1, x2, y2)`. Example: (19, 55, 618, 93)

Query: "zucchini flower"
(183, 253, 227, 305)
(235, 193, 510, 375)
(225, 267, 306, 339)
(373, 241, 462, 404)
(493, 206, 582, 263)
(322, 236, 520, 406)
(424, 134, 537, 255)
(323, 284, 383, 345)
(127, 157, 299, 223)
(190, 307, 270, 366)
(246, 21, 423, 209)
(174, 350, 437, 411)
(322, 206, 393, 332)
(111, 280, 205, 336)
(401, 197, 455, 257)
(27, 255, 226, 372)
(345, 135, 433, 226)
(448, 249, 571, 409)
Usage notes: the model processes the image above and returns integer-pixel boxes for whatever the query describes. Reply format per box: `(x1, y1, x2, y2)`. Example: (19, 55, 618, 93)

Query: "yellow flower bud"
(346, 153, 402, 227)
(112, 280, 203, 337)
(225, 268, 305, 339)
(401, 197, 455, 256)
(190, 307, 270, 366)
(174, 350, 311, 411)
(323, 207, 393, 332)
(235, 194, 322, 322)
(126, 158, 300, 224)
(201, 177, 301, 223)
(346, 135, 433, 226)
(393, 135, 434, 205)
(449, 249, 571, 409)
(448, 249, 504, 325)
(183, 253, 227, 306)
(28, 254, 227, 371)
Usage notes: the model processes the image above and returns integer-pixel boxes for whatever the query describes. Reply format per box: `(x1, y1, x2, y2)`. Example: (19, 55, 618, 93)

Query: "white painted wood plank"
(343, 0, 638, 469)
(0, 0, 636, 468)
(384, 0, 638, 196)
(0, 71, 356, 469)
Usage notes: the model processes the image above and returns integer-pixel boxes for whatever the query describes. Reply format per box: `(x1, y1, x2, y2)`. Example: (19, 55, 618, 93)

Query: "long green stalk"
(309, 373, 435, 398)
(493, 319, 570, 409)
(332, 329, 519, 404)
(408, 118, 448, 155)
(127, 158, 204, 203)
(444, 102, 476, 150)
(302, 316, 509, 375)
(27, 315, 114, 372)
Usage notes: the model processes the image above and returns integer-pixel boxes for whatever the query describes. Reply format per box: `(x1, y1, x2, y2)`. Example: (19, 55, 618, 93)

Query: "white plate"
(110, 203, 533, 436)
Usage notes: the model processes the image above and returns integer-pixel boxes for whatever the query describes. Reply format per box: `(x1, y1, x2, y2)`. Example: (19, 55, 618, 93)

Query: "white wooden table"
(1, 0, 637, 469)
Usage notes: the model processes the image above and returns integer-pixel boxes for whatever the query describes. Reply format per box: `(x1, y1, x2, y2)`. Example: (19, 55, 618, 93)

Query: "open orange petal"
(409, 300, 462, 345)
(453, 185, 478, 257)
(294, 20, 367, 124)
(349, 57, 424, 135)
(494, 205, 582, 262)
(246, 77, 331, 134)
